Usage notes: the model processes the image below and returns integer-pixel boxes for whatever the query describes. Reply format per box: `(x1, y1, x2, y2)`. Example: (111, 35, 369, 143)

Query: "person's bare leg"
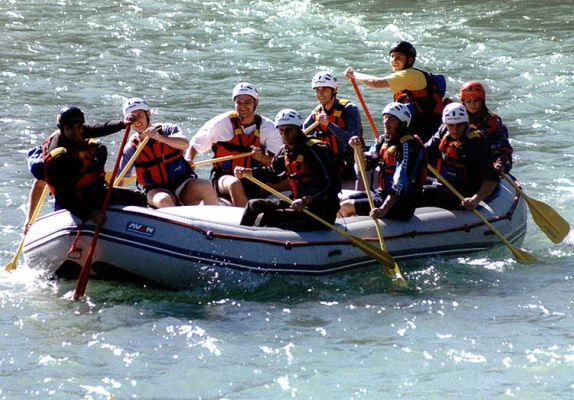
(338, 199, 357, 217)
(147, 189, 177, 208)
(217, 175, 248, 207)
(179, 178, 219, 205)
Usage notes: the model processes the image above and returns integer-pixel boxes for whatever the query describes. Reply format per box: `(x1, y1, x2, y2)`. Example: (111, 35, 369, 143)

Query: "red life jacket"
(436, 130, 482, 187)
(42, 133, 105, 201)
(470, 111, 502, 136)
(211, 112, 263, 173)
(131, 130, 190, 189)
(394, 68, 444, 139)
(311, 98, 350, 154)
(284, 139, 322, 199)
(377, 134, 427, 191)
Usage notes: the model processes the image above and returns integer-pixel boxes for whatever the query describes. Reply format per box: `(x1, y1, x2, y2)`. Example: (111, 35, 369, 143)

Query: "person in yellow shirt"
(345, 40, 445, 142)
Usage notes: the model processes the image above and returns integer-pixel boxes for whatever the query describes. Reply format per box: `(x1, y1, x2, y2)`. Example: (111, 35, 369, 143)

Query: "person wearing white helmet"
(184, 82, 282, 207)
(234, 109, 341, 231)
(423, 102, 499, 210)
(119, 98, 218, 208)
(339, 102, 426, 220)
(303, 71, 363, 188)
(25, 105, 147, 229)
(344, 40, 446, 142)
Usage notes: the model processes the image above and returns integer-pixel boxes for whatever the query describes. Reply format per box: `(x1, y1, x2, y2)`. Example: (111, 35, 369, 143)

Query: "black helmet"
(389, 40, 417, 59)
(57, 105, 85, 128)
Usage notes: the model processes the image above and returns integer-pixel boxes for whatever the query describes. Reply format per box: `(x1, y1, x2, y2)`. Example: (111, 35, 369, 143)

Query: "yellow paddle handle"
(114, 136, 150, 186)
(190, 120, 321, 169)
(428, 164, 535, 263)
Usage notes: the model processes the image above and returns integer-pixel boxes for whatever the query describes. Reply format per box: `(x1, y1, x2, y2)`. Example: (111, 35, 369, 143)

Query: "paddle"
(190, 152, 252, 168)
(189, 121, 320, 169)
(4, 183, 49, 272)
(191, 121, 319, 168)
(349, 77, 381, 139)
(352, 144, 404, 279)
(501, 172, 570, 244)
(71, 124, 132, 300)
(244, 174, 406, 284)
(427, 164, 536, 263)
(105, 171, 136, 186)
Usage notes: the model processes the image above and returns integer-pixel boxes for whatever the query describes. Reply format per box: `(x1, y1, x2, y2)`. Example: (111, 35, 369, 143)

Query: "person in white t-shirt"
(184, 82, 282, 207)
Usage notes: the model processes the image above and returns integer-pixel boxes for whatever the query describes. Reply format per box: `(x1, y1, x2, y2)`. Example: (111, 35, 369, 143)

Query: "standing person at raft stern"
(345, 40, 446, 142)
(234, 109, 342, 231)
(340, 102, 426, 220)
(120, 98, 218, 208)
(423, 102, 499, 210)
(459, 81, 513, 173)
(303, 71, 363, 188)
(27, 105, 147, 227)
(184, 82, 282, 207)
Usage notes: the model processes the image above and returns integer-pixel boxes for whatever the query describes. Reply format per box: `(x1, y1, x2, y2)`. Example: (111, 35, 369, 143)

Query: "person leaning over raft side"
(344, 40, 445, 142)
(339, 102, 427, 220)
(119, 98, 218, 208)
(25, 105, 147, 231)
(303, 71, 363, 188)
(459, 81, 513, 173)
(184, 82, 282, 207)
(234, 109, 342, 231)
(423, 102, 499, 211)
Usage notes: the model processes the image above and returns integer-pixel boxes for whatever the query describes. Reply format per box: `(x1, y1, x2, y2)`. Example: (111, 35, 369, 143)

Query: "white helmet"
(232, 82, 259, 101)
(442, 102, 469, 124)
(123, 97, 150, 116)
(274, 109, 303, 128)
(382, 102, 411, 127)
(311, 71, 338, 90)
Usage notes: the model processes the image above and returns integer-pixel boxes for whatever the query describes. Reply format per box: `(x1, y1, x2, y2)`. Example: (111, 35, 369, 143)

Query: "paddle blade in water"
(526, 196, 570, 244)
(502, 173, 570, 244)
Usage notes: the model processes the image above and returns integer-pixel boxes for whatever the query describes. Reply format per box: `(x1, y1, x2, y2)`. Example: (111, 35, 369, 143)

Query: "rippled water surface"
(1, 0, 573, 398)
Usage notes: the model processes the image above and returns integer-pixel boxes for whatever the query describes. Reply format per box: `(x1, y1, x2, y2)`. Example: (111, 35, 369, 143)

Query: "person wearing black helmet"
(345, 40, 445, 142)
(25, 105, 147, 230)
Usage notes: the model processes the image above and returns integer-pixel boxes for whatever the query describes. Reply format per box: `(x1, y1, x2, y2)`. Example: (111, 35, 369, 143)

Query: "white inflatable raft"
(23, 179, 527, 289)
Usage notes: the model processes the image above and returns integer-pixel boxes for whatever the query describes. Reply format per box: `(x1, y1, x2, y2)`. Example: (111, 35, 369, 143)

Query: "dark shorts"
(349, 190, 417, 221)
(419, 180, 499, 210)
(241, 197, 339, 231)
(109, 187, 148, 208)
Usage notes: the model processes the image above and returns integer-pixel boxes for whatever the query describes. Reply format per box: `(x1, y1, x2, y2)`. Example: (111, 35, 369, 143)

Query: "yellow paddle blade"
(327, 221, 406, 284)
(5, 185, 50, 272)
(502, 174, 570, 244)
(509, 245, 537, 264)
(3, 241, 24, 272)
(526, 195, 570, 244)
